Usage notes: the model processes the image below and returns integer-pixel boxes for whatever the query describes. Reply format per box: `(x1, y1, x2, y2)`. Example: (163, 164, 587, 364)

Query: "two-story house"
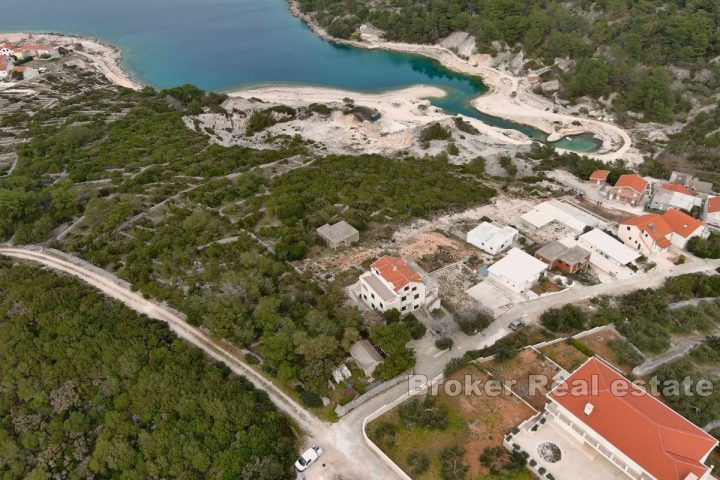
(619, 209, 706, 256)
(608, 174, 649, 207)
(358, 256, 439, 313)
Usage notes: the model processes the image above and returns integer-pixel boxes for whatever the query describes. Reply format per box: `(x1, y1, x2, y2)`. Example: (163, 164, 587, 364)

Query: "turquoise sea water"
(2, 0, 599, 152)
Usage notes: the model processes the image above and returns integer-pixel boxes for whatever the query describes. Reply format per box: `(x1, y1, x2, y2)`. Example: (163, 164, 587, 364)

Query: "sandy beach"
(286, 0, 638, 163)
(0, 32, 141, 90)
(4, 9, 638, 163)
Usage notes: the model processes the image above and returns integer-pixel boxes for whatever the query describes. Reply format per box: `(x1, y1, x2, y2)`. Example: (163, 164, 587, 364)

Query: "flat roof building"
(488, 247, 548, 293)
(466, 222, 518, 255)
(521, 199, 605, 233)
(316, 220, 359, 249)
(578, 228, 640, 266)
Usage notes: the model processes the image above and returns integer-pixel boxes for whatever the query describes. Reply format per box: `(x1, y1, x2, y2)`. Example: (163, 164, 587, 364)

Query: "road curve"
(0, 246, 403, 480)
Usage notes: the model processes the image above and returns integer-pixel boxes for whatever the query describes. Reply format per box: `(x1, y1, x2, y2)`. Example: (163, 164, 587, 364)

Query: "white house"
(466, 222, 518, 255)
(0, 44, 13, 57)
(358, 256, 439, 313)
(704, 196, 720, 228)
(487, 248, 548, 293)
(578, 228, 640, 267)
(649, 183, 702, 212)
(521, 199, 605, 233)
(507, 357, 718, 480)
(619, 209, 706, 256)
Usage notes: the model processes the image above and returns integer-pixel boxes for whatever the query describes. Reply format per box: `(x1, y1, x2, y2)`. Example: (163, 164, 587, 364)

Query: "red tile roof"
(662, 183, 694, 196)
(663, 209, 704, 238)
(614, 174, 648, 192)
(549, 357, 717, 480)
(589, 170, 609, 181)
(621, 210, 704, 246)
(708, 196, 720, 214)
(371, 256, 421, 292)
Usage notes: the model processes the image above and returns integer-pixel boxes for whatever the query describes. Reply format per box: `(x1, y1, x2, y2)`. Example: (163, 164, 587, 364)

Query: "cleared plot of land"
(577, 328, 639, 374)
(481, 348, 561, 411)
(539, 341, 588, 372)
(368, 365, 534, 479)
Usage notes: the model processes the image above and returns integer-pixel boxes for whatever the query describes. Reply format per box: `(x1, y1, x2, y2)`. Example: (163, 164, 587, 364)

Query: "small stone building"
(316, 221, 359, 249)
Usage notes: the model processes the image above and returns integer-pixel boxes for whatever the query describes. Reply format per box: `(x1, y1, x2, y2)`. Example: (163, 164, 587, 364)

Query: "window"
(401, 296, 407, 301)
(414, 293, 420, 299)
(404, 286, 409, 291)
(401, 306, 406, 311)
(379, 303, 383, 309)
(371, 293, 375, 299)
(414, 305, 419, 310)
(626, 226, 630, 231)
(412, 287, 417, 292)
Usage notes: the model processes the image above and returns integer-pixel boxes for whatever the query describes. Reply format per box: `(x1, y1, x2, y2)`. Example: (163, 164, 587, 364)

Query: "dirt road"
(0, 246, 400, 480)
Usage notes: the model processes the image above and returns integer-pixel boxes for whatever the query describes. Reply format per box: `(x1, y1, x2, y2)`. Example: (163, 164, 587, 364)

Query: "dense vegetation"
(0, 265, 296, 479)
(0, 72, 499, 406)
(300, 0, 720, 122)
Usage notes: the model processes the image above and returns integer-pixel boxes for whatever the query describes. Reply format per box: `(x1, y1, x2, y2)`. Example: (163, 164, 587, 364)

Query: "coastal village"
(2, 17, 720, 480)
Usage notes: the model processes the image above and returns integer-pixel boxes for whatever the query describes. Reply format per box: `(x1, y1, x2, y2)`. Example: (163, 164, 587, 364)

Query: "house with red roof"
(506, 357, 718, 480)
(357, 256, 439, 313)
(650, 183, 703, 213)
(589, 169, 610, 186)
(608, 174, 649, 207)
(13, 44, 52, 59)
(619, 209, 706, 256)
(704, 196, 720, 229)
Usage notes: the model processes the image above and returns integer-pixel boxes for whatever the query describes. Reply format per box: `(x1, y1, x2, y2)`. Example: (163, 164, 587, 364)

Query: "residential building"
(588, 169, 609, 186)
(534, 241, 591, 274)
(0, 56, 9, 80)
(607, 174, 648, 206)
(487, 247, 548, 293)
(670, 171, 713, 195)
(507, 357, 718, 480)
(704, 196, 720, 228)
(316, 220, 359, 249)
(466, 222, 518, 255)
(521, 199, 605, 233)
(578, 228, 640, 267)
(649, 183, 702, 212)
(0, 43, 12, 57)
(14, 44, 51, 59)
(619, 209, 706, 256)
(349, 340, 383, 378)
(358, 256, 439, 313)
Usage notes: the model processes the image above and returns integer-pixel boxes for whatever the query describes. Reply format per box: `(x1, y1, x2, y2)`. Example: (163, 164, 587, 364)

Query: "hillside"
(298, 0, 720, 125)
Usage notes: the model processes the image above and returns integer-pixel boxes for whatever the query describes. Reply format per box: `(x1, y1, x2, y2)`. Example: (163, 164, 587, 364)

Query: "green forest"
(299, 0, 720, 123)
(0, 264, 296, 479)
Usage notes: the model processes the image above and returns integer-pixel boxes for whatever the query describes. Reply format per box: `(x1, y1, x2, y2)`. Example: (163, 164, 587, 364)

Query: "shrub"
(299, 390, 323, 408)
(420, 122, 452, 142)
(435, 337, 454, 350)
(457, 312, 492, 335)
(440, 446, 468, 480)
(453, 117, 480, 135)
(398, 396, 449, 430)
(403, 313, 427, 340)
(407, 451, 430, 475)
(540, 304, 587, 332)
(245, 110, 276, 136)
(568, 338, 594, 357)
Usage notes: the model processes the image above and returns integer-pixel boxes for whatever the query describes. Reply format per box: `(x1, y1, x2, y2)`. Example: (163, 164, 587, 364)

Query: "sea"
(1, 0, 600, 152)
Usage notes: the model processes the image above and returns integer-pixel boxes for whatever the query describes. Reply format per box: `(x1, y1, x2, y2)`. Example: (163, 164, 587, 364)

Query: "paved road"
(2, 246, 718, 479)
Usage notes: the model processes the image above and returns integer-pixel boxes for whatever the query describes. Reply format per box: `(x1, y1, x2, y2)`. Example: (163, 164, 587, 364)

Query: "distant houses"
(704, 196, 720, 228)
(587, 169, 609, 186)
(649, 183, 702, 213)
(487, 248, 548, 293)
(316, 220, 359, 249)
(619, 209, 706, 256)
(357, 256, 439, 313)
(607, 174, 648, 207)
(466, 222, 517, 255)
(669, 170, 713, 195)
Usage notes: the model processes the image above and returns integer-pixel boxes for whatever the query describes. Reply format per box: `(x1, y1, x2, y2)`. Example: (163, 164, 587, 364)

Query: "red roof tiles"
(550, 357, 717, 480)
(371, 256, 421, 292)
(707, 196, 720, 214)
(621, 209, 704, 246)
(589, 170, 609, 181)
(614, 174, 648, 193)
(662, 183, 694, 196)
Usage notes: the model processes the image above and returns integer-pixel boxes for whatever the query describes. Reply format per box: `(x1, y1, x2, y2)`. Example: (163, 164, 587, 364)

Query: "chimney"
(584, 403, 594, 416)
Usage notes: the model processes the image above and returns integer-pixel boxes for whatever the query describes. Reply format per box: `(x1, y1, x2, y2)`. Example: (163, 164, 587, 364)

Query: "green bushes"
(420, 122, 452, 142)
(687, 233, 720, 259)
(245, 110, 276, 136)
(568, 338, 594, 357)
(435, 337, 454, 350)
(439, 446, 469, 480)
(457, 312, 492, 335)
(407, 451, 430, 475)
(398, 396, 449, 430)
(540, 304, 587, 332)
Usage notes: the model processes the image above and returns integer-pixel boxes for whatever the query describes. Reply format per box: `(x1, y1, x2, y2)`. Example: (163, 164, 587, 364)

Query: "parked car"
(295, 446, 323, 472)
(509, 319, 525, 331)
